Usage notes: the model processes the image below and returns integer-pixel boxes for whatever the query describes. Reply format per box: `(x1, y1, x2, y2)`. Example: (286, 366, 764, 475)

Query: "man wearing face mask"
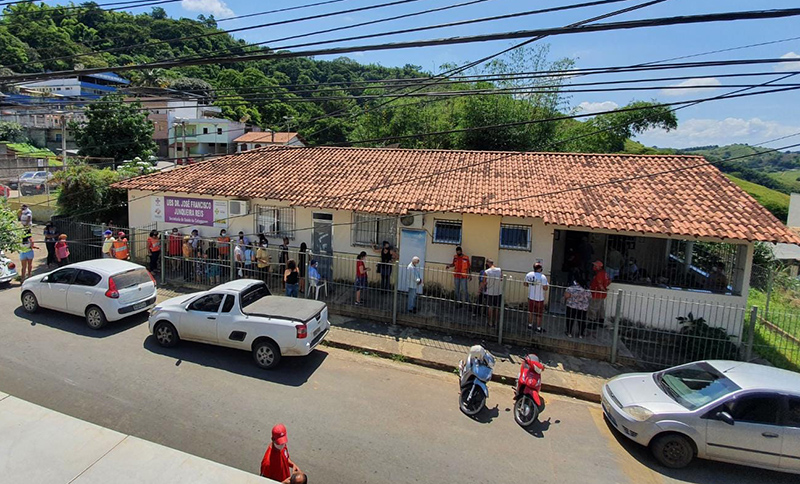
(260, 423, 301, 483)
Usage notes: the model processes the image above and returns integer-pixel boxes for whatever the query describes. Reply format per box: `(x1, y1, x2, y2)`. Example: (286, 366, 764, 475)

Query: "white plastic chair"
(306, 276, 328, 300)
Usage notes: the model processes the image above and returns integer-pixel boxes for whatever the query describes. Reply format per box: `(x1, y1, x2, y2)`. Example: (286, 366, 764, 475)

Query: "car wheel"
(21, 291, 39, 313)
(651, 433, 695, 469)
(85, 306, 108, 330)
(154, 321, 179, 347)
(253, 339, 281, 369)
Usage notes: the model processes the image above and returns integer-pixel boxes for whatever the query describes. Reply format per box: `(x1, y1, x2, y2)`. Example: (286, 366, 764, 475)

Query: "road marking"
(589, 406, 666, 484)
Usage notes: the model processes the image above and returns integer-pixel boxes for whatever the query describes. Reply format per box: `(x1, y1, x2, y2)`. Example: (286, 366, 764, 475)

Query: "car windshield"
(240, 282, 271, 309)
(111, 268, 152, 289)
(656, 362, 741, 410)
(20, 172, 35, 179)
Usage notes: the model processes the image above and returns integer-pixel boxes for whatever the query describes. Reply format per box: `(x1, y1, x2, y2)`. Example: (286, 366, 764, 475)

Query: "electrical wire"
(8, 6, 800, 83)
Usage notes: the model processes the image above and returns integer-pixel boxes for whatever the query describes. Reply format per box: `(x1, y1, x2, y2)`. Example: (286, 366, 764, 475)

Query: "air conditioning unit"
(229, 200, 249, 216)
(399, 213, 424, 229)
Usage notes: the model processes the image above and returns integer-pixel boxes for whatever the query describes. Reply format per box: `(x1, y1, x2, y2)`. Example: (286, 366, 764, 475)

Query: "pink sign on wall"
(151, 195, 229, 228)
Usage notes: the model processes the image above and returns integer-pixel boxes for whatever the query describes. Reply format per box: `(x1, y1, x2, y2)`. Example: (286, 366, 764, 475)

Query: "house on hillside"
(234, 131, 305, 152)
(114, 146, 800, 342)
(771, 193, 800, 276)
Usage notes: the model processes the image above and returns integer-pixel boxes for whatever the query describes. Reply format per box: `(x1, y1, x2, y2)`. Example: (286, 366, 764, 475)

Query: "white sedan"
(21, 259, 157, 329)
(148, 279, 330, 369)
(602, 360, 800, 474)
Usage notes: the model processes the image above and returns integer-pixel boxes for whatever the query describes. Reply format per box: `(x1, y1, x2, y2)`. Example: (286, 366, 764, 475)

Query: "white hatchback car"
(21, 259, 157, 329)
(603, 360, 800, 474)
(0, 251, 17, 284)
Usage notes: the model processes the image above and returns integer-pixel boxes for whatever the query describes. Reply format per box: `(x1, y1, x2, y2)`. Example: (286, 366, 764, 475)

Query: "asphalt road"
(0, 283, 795, 484)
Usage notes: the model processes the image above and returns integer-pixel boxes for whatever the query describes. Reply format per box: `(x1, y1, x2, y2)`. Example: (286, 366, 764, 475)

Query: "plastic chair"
(306, 277, 328, 300)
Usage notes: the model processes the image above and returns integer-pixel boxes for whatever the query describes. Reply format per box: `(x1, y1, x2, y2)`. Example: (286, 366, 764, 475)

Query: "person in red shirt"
(261, 424, 301, 483)
(589, 260, 611, 327)
(446, 246, 472, 304)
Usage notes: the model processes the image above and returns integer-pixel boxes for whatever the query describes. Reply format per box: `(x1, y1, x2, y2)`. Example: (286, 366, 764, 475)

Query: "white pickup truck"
(148, 279, 329, 369)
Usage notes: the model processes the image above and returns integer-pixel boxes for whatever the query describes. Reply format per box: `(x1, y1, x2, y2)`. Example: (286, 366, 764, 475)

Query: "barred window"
(433, 220, 462, 245)
(351, 213, 396, 246)
(256, 206, 295, 239)
(500, 224, 531, 250)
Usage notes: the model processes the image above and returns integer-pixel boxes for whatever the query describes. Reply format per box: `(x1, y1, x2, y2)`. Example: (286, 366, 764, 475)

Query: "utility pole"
(181, 120, 187, 161)
(172, 121, 178, 168)
(61, 114, 67, 167)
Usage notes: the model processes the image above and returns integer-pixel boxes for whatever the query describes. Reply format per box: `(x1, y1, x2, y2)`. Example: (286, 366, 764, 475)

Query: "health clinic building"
(115, 146, 799, 328)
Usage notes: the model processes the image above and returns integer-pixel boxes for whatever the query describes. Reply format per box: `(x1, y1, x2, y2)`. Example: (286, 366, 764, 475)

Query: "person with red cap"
(260, 423, 301, 483)
(589, 260, 611, 328)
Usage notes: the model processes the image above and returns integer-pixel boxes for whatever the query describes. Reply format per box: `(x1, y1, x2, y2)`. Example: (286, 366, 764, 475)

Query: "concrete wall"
(789, 193, 800, 228)
(606, 283, 748, 341)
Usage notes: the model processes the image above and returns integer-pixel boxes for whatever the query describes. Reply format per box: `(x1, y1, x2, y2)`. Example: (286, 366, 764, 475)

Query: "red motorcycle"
(514, 354, 545, 427)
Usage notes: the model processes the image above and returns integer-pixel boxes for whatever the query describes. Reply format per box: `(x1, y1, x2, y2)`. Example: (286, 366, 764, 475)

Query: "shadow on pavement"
(143, 335, 328, 387)
(466, 404, 500, 424)
(524, 417, 554, 438)
(13, 306, 148, 338)
(602, 417, 796, 483)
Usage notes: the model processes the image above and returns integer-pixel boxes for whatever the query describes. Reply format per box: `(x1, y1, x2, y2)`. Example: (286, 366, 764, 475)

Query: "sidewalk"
(323, 314, 632, 403)
(0, 391, 275, 484)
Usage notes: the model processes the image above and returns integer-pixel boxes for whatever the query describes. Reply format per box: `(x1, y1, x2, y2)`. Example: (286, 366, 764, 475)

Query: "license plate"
(313, 327, 321, 337)
(133, 301, 147, 310)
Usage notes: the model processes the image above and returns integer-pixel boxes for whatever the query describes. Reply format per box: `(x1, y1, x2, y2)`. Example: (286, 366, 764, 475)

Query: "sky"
(58, 0, 800, 149)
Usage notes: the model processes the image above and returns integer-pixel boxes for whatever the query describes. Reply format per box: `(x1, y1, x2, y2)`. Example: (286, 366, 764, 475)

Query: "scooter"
(458, 345, 495, 416)
(513, 354, 545, 427)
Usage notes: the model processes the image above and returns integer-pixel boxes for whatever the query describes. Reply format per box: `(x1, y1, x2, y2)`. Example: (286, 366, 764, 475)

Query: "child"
(55, 234, 70, 267)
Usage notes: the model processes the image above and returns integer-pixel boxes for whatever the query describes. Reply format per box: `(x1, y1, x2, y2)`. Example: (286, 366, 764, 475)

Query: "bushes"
(55, 164, 127, 224)
(677, 313, 740, 360)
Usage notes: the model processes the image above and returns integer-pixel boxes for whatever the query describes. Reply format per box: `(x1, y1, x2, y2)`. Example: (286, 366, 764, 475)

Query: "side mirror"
(716, 411, 735, 426)
(41, 276, 48, 283)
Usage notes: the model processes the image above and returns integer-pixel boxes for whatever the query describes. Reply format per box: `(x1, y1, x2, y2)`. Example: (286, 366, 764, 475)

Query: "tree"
(0, 198, 25, 253)
(73, 94, 156, 162)
(55, 164, 127, 223)
(0, 121, 27, 142)
(557, 101, 678, 153)
(168, 77, 213, 97)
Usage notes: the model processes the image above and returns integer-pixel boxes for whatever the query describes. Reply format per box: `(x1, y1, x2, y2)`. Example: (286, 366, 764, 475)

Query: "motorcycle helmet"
(468, 345, 487, 361)
(525, 354, 545, 374)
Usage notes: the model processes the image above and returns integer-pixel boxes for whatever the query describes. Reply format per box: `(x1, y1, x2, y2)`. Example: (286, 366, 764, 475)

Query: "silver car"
(602, 360, 800, 474)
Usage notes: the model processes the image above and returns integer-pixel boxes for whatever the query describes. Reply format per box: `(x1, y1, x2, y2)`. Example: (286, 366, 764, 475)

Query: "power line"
(1, 0, 432, 71)
(8, 6, 800, 83)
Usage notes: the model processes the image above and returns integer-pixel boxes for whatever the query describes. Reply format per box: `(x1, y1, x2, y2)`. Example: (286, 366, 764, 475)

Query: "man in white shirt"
(484, 259, 502, 328)
(406, 256, 422, 313)
(524, 262, 549, 332)
(18, 204, 32, 228)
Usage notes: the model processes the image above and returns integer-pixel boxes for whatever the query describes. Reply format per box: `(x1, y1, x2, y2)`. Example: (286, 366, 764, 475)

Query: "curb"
(321, 339, 602, 404)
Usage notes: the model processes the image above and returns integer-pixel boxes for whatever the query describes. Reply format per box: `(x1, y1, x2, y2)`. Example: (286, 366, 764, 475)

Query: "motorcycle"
(458, 345, 495, 416)
(513, 354, 545, 427)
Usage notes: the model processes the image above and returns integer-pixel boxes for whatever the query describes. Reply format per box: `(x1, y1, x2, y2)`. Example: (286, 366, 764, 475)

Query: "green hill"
(725, 174, 789, 222)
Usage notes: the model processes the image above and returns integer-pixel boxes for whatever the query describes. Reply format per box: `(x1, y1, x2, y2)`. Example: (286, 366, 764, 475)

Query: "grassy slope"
(768, 169, 800, 193)
(724, 174, 789, 222)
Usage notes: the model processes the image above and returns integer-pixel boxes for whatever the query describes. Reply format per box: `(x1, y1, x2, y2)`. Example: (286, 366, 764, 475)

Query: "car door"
(39, 268, 78, 311)
(181, 293, 225, 342)
(781, 396, 800, 472)
(706, 393, 784, 469)
(67, 270, 102, 314)
(215, 295, 246, 349)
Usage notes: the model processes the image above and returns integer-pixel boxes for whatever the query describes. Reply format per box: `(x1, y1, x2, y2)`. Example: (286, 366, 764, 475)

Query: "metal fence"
(47, 231, 800, 370)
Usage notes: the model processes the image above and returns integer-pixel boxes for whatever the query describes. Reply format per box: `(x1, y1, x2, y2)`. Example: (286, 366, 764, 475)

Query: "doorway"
(312, 213, 333, 280)
(398, 229, 426, 292)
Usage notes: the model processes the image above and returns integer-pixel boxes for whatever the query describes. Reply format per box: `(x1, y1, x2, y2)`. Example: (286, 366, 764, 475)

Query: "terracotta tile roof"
(233, 132, 298, 144)
(115, 146, 800, 244)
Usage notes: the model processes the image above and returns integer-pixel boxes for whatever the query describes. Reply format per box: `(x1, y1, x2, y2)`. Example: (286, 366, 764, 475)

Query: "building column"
(684, 241, 695, 274)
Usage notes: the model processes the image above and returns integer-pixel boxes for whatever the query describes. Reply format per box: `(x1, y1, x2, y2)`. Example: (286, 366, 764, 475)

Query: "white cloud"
(775, 52, 800, 72)
(576, 100, 619, 115)
(660, 77, 721, 96)
(636, 117, 800, 149)
(181, 0, 234, 17)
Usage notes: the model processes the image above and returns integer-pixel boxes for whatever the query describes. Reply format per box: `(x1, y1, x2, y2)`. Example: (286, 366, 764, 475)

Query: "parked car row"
(18, 259, 329, 369)
(5, 171, 56, 195)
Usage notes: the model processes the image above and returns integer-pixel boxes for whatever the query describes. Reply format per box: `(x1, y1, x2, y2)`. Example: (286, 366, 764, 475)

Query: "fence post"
(392, 261, 399, 325)
(498, 277, 506, 345)
(160, 232, 166, 286)
(765, 264, 774, 321)
(230, 241, 236, 282)
(745, 305, 758, 362)
(611, 289, 624, 364)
